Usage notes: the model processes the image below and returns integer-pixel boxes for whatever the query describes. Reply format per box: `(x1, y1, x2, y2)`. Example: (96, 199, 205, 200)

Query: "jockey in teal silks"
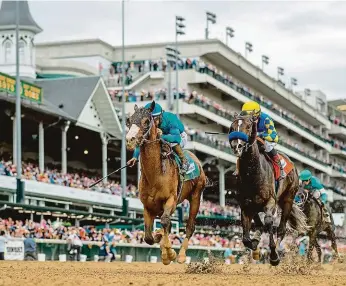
(297, 169, 331, 223)
(127, 102, 189, 174)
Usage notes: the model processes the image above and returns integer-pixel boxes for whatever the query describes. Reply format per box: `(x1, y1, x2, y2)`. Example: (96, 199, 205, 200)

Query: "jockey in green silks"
(298, 169, 331, 223)
(127, 102, 189, 174)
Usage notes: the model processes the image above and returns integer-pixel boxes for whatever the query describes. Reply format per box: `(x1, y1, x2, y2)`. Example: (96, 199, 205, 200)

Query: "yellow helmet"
(241, 101, 261, 116)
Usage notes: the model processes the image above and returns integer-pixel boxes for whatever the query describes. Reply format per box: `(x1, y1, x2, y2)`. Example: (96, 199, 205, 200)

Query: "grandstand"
(0, 0, 345, 242)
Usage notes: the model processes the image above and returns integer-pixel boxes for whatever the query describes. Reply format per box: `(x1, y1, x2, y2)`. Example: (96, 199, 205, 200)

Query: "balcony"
(189, 69, 331, 151)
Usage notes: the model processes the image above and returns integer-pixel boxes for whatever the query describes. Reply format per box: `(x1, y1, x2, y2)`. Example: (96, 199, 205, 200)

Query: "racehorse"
(228, 112, 309, 266)
(295, 188, 339, 262)
(126, 102, 206, 265)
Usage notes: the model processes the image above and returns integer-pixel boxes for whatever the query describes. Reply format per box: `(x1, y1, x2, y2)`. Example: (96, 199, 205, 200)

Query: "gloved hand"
(127, 158, 138, 167)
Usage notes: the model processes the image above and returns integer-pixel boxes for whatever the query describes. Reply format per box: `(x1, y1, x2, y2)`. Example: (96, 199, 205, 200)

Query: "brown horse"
(229, 113, 309, 266)
(295, 188, 340, 262)
(126, 102, 206, 265)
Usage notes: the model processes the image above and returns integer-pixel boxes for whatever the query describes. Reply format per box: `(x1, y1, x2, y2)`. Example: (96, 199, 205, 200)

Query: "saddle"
(256, 137, 294, 181)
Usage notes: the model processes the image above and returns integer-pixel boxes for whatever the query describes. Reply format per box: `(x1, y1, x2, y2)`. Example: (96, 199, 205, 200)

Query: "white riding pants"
(170, 132, 188, 148)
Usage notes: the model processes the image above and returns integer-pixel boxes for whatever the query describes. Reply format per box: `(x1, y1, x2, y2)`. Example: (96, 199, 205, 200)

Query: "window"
(4, 41, 12, 63)
(19, 40, 25, 63)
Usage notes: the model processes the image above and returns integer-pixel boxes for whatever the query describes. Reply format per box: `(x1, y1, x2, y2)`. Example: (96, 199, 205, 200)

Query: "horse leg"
(143, 209, 156, 245)
(178, 183, 203, 264)
(251, 213, 263, 261)
(307, 231, 317, 262)
(314, 238, 322, 263)
(277, 198, 293, 241)
(264, 198, 280, 266)
(241, 209, 255, 250)
(160, 196, 176, 265)
(327, 226, 340, 262)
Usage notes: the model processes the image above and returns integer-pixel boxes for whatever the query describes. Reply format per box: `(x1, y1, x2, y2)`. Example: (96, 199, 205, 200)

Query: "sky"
(22, 1, 346, 99)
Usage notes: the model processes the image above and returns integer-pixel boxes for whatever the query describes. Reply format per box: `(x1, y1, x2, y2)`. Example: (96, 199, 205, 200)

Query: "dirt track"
(1, 261, 346, 286)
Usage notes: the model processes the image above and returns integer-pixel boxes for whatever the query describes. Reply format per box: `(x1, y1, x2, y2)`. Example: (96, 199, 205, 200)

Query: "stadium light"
(166, 45, 180, 111)
(245, 42, 253, 58)
(261, 55, 269, 71)
(205, 12, 216, 39)
(277, 66, 284, 80)
(175, 15, 186, 118)
(121, 0, 127, 203)
(291, 77, 298, 91)
(226, 27, 234, 46)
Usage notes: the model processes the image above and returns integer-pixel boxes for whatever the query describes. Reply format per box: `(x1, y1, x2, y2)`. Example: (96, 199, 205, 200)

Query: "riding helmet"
(241, 101, 261, 116)
(299, 169, 312, 181)
(144, 102, 163, 117)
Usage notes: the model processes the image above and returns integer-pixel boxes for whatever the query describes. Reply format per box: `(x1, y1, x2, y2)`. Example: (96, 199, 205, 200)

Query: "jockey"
(299, 169, 331, 223)
(233, 101, 286, 180)
(127, 102, 189, 174)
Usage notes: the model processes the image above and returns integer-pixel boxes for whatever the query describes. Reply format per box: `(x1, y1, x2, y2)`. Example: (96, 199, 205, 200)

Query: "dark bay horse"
(229, 113, 309, 266)
(295, 188, 339, 262)
(126, 102, 206, 265)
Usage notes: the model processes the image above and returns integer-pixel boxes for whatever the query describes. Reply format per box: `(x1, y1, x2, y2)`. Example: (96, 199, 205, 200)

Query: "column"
(101, 133, 108, 183)
(61, 121, 70, 174)
(12, 117, 16, 164)
(218, 164, 225, 207)
(38, 122, 44, 173)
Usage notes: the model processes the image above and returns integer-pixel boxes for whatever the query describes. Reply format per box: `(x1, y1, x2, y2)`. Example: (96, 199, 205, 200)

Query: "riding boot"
(272, 153, 286, 180)
(233, 159, 239, 176)
(173, 145, 188, 175)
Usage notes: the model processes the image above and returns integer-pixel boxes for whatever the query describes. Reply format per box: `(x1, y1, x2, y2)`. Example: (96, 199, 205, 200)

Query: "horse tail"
(287, 203, 311, 233)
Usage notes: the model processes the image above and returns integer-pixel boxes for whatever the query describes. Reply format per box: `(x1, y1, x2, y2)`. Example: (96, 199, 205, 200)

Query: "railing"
(7, 238, 237, 262)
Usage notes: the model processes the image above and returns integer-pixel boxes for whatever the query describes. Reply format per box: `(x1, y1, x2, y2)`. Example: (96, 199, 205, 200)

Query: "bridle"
(295, 189, 308, 208)
(229, 115, 256, 153)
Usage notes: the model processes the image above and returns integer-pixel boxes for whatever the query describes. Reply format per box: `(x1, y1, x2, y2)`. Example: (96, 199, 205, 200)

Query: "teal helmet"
(144, 102, 163, 117)
(299, 169, 312, 181)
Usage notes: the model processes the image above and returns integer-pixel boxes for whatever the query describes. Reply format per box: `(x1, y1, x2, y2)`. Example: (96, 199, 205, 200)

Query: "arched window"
(19, 40, 25, 63)
(4, 41, 12, 63)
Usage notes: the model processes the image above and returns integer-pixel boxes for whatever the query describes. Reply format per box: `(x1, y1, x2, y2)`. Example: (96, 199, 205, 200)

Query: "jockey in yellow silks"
(233, 101, 286, 180)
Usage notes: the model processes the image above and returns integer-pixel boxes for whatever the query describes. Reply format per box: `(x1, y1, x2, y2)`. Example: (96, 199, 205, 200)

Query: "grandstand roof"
(0, 90, 75, 121)
(35, 76, 100, 120)
(0, 0, 42, 33)
(35, 76, 122, 138)
(329, 99, 346, 113)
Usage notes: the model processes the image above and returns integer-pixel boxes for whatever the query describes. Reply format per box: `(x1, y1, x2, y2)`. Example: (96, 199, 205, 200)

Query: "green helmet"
(299, 169, 312, 181)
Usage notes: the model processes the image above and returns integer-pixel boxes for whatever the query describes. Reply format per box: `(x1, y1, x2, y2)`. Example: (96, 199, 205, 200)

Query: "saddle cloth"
(173, 150, 200, 181)
(256, 138, 294, 181)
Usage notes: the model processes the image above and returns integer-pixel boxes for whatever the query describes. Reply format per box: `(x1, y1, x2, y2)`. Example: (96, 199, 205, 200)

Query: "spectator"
(0, 230, 7, 260)
(24, 232, 37, 261)
(67, 229, 82, 261)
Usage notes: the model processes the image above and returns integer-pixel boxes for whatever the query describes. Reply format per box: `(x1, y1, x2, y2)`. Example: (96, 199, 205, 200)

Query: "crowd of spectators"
(0, 217, 242, 248)
(2, 217, 346, 258)
(0, 159, 243, 218)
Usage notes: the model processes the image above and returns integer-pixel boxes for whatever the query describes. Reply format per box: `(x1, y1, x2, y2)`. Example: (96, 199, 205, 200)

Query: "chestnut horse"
(229, 113, 309, 266)
(126, 102, 206, 265)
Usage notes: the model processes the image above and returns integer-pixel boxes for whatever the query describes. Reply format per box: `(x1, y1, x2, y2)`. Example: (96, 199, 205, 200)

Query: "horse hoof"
(154, 233, 163, 243)
(252, 249, 260, 261)
(162, 259, 171, 265)
(177, 254, 186, 264)
(270, 258, 280, 266)
(168, 249, 177, 261)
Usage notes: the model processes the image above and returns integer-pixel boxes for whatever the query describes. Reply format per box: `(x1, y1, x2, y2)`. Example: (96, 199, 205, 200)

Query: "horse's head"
(126, 101, 157, 151)
(228, 112, 258, 157)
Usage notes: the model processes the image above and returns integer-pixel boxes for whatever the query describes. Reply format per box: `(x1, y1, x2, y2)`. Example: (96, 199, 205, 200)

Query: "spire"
(0, 0, 42, 34)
